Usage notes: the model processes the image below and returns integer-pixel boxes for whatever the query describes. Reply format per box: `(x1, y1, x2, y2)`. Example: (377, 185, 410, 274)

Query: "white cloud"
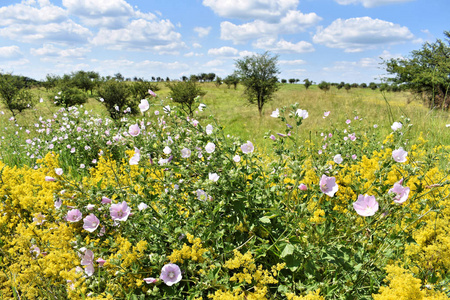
(184, 52, 203, 57)
(220, 10, 321, 44)
(334, 0, 414, 8)
(204, 59, 224, 67)
(194, 26, 212, 38)
(30, 44, 91, 59)
(0, 1, 67, 26)
(238, 50, 257, 57)
(253, 37, 314, 53)
(321, 55, 386, 82)
(203, 0, 299, 22)
(192, 43, 202, 49)
(279, 59, 306, 65)
(313, 17, 414, 52)
(208, 46, 239, 56)
(0, 46, 22, 59)
(90, 19, 186, 53)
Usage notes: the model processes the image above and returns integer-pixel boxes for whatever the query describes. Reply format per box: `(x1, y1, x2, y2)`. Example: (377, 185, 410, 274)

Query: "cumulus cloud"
(204, 59, 224, 67)
(192, 43, 202, 48)
(334, 0, 414, 8)
(220, 10, 321, 44)
(0, 46, 22, 59)
(90, 19, 186, 53)
(0, 1, 67, 26)
(208, 46, 239, 56)
(30, 44, 91, 59)
(203, 0, 299, 22)
(194, 26, 212, 38)
(253, 37, 314, 53)
(279, 59, 306, 65)
(313, 17, 414, 52)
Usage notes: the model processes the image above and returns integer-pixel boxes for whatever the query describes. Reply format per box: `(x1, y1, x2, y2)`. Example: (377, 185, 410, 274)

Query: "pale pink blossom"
(160, 263, 182, 286)
(148, 89, 157, 97)
(81, 249, 95, 277)
(392, 147, 408, 163)
(129, 147, 140, 165)
(67, 209, 82, 222)
(83, 214, 100, 232)
(45, 176, 55, 182)
(139, 99, 150, 112)
(205, 142, 215, 154)
(181, 147, 191, 158)
(144, 277, 158, 284)
(323, 111, 330, 118)
(298, 183, 307, 191)
(138, 202, 148, 211)
(389, 179, 410, 204)
(295, 109, 308, 119)
(391, 121, 403, 131)
(110, 201, 131, 221)
(320, 175, 338, 197)
(209, 173, 220, 182)
(353, 194, 379, 217)
(270, 109, 280, 118)
(241, 141, 254, 154)
(206, 124, 213, 135)
(128, 124, 140, 137)
(96, 258, 106, 267)
(233, 155, 240, 162)
(101, 197, 112, 204)
(163, 146, 172, 155)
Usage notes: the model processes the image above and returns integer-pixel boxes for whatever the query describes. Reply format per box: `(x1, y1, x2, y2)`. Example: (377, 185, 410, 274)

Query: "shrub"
(166, 80, 206, 116)
(97, 80, 134, 120)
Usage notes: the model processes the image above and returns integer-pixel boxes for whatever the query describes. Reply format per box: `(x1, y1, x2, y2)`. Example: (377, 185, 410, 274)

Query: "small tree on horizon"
(235, 52, 279, 117)
(303, 78, 312, 89)
(318, 81, 330, 92)
(167, 80, 206, 116)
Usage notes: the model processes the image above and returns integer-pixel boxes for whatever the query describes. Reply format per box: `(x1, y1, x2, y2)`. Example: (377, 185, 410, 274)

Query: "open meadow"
(0, 83, 449, 299)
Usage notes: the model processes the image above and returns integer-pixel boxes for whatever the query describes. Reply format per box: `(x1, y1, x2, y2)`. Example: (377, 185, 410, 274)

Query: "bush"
(97, 80, 134, 120)
(166, 80, 206, 116)
(52, 85, 88, 107)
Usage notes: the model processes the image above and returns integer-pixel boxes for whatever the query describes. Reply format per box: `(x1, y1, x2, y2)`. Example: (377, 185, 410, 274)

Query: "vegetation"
(385, 31, 450, 110)
(97, 79, 134, 120)
(0, 73, 36, 118)
(166, 80, 206, 116)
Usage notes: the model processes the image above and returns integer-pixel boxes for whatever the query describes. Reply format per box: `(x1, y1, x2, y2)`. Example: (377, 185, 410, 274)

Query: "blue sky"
(0, 0, 448, 83)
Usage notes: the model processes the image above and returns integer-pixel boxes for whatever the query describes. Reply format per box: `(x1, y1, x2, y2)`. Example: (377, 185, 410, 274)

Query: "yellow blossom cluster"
(168, 233, 209, 263)
(286, 289, 325, 300)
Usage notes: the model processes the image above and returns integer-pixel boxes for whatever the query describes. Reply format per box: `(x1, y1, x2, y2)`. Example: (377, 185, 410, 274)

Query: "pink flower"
(209, 173, 220, 182)
(392, 147, 408, 163)
(83, 214, 100, 232)
(353, 194, 379, 216)
(144, 277, 158, 284)
(160, 263, 182, 286)
(323, 111, 330, 118)
(206, 124, 213, 135)
(81, 249, 95, 277)
(270, 109, 280, 118)
(333, 154, 343, 164)
(110, 201, 131, 221)
(45, 176, 55, 182)
(298, 183, 307, 191)
(67, 209, 82, 222)
(181, 147, 191, 158)
(128, 124, 140, 137)
(205, 142, 215, 154)
(352, 154, 357, 160)
(148, 89, 157, 97)
(233, 155, 240, 162)
(295, 109, 308, 119)
(138, 202, 148, 211)
(96, 258, 106, 267)
(346, 119, 351, 124)
(101, 197, 112, 204)
(241, 141, 254, 154)
(391, 121, 402, 131)
(130, 147, 140, 165)
(320, 175, 338, 197)
(389, 179, 410, 204)
(269, 134, 276, 141)
(139, 99, 150, 112)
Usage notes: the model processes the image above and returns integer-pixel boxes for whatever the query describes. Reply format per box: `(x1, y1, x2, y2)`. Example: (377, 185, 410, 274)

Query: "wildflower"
(163, 105, 171, 114)
(101, 197, 112, 204)
(352, 154, 357, 160)
(206, 124, 213, 135)
(54, 198, 62, 209)
(130, 147, 141, 165)
(86, 204, 95, 210)
(129, 124, 140, 137)
(333, 153, 343, 164)
(163, 146, 172, 155)
(33, 213, 46, 225)
(155, 110, 159, 115)
(67, 209, 82, 222)
(80, 164, 85, 169)
(269, 134, 276, 141)
(81, 249, 95, 277)
(233, 154, 240, 162)
(96, 258, 106, 267)
(45, 176, 55, 182)
(389, 179, 410, 204)
(391, 121, 403, 131)
(241, 141, 254, 154)
(320, 175, 338, 197)
(271, 109, 280, 118)
(209, 173, 220, 182)
(138, 202, 148, 211)
(205, 142, 215, 154)
(346, 119, 351, 124)
(110, 201, 131, 222)
(148, 89, 157, 97)
(160, 263, 182, 286)
(158, 158, 169, 165)
(323, 111, 330, 118)
(392, 147, 408, 163)
(139, 99, 150, 112)
(144, 277, 158, 284)
(296, 109, 308, 119)
(198, 103, 206, 111)
(83, 214, 100, 232)
(197, 189, 211, 201)
(181, 147, 191, 158)
(298, 183, 307, 191)
(353, 194, 379, 216)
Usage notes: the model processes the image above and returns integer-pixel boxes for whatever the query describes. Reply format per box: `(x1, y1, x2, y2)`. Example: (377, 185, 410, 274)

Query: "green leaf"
(280, 244, 295, 258)
(259, 216, 271, 224)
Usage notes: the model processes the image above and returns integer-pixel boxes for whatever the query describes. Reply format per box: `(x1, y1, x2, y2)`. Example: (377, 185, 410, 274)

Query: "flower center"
(117, 209, 123, 217)
(168, 271, 175, 279)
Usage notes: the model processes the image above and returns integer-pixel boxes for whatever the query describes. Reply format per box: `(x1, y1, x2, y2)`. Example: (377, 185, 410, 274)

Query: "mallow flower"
(205, 142, 215, 154)
(139, 99, 150, 112)
(128, 124, 140, 137)
(160, 263, 182, 286)
(81, 249, 95, 277)
(333, 154, 343, 164)
(110, 201, 131, 221)
(353, 194, 379, 216)
(270, 109, 279, 118)
(129, 147, 140, 165)
(389, 179, 410, 204)
(241, 141, 254, 154)
(392, 147, 408, 163)
(83, 214, 100, 232)
(206, 124, 213, 135)
(296, 109, 308, 119)
(209, 173, 220, 182)
(181, 147, 191, 158)
(391, 121, 403, 131)
(319, 175, 338, 197)
(67, 209, 82, 222)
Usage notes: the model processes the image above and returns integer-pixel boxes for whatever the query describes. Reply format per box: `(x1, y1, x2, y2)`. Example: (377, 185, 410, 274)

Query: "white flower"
(55, 168, 63, 176)
(209, 173, 220, 182)
(295, 109, 308, 119)
(138, 203, 148, 211)
(181, 148, 191, 158)
(206, 124, 213, 135)
(333, 154, 343, 164)
(163, 146, 172, 155)
(233, 155, 240, 162)
(241, 141, 254, 154)
(163, 105, 171, 114)
(205, 142, 215, 154)
(392, 147, 408, 163)
(391, 121, 403, 131)
(198, 104, 206, 111)
(129, 147, 141, 165)
(139, 99, 150, 112)
(270, 109, 279, 118)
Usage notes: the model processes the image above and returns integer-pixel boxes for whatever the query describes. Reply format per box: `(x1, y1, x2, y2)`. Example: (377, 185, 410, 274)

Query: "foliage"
(0, 73, 36, 118)
(235, 52, 280, 116)
(97, 80, 135, 120)
(52, 85, 88, 108)
(385, 31, 450, 109)
(166, 80, 206, 116)
(223, 74, 240, 89)
(318, 81, 330, 92)
(129, 81, 160, 102)
(303, 79, 312, 90)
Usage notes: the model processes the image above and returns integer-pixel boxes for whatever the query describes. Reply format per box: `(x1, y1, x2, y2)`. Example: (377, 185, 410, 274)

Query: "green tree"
(97, 80, 133, 120)
(129, 81, 160, 102)
(167, 80, 206, 116)
(288, 78, 296, 84)
(0, 73, 36, 119)
(368, 82, 378, 90)
(318, 81, 330, 92)
(344, 83, 351, 92)
(52, 85, 88, 108)
(385, 31, 450, 109)
(223, 74, 239, 89)
(235, 52, 279, 117)
(303, 78, 312, 90)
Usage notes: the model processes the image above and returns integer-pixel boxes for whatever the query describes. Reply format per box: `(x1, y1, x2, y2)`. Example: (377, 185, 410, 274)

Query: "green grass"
(2, 83, 449, 151)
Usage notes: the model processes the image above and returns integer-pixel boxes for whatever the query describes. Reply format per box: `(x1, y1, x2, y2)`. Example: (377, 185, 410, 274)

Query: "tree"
(215, 76, 222, 87)
(223, 74, 239, 89)
(385, 31, 450, 109)
(344, 83, 351, 92)
(167, 80, 206, 116)
(303, 78, 312, 90)
(368, 82, 378, 90)
(318, 81, 330, 92)
(288, 78, 296, 84)
(0, 73, 36, 119)
(97, 80, 133, 120)
(235, 52, 279, 117)
(129, 81, 160, 102)
(281, 79, 287, 84)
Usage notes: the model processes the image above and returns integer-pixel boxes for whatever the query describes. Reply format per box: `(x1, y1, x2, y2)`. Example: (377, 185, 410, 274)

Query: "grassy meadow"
(0, 82, 449, 299)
